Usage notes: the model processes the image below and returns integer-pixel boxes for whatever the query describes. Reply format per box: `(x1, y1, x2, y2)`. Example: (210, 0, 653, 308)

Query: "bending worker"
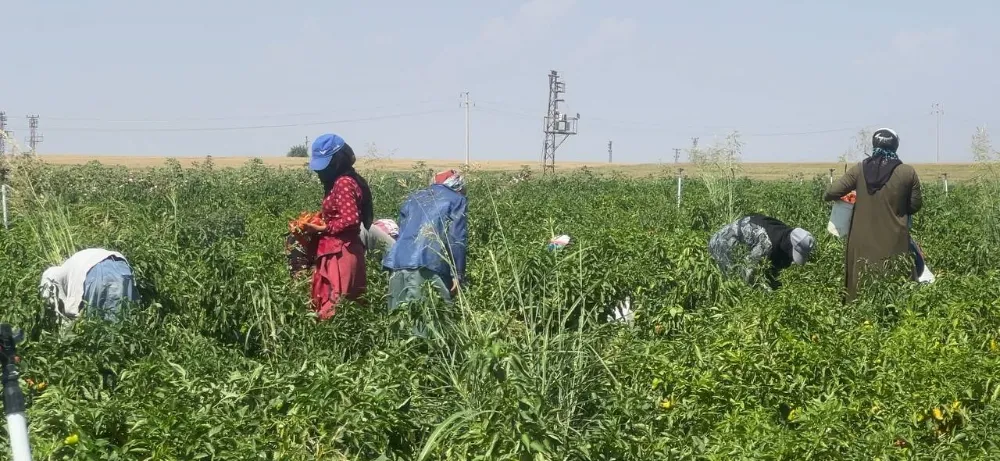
(39, 248, 139, 322)
(708, 214, 816, 290)
(361, 218, 399, 253)
(382, 169, 468, 310)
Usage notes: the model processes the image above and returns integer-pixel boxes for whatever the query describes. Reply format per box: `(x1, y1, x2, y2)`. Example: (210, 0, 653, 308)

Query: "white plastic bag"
(912, 239, 936, 284)
(917, 266, 936, 283)
(608, 296, 634, 325)
(828, 200, 853, 238)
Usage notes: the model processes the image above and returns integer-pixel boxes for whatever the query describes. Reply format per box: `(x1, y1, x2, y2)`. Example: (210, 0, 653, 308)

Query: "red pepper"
(289, 212, 322, 233)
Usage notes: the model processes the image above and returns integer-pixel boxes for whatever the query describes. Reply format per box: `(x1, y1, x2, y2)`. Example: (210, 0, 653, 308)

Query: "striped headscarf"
(433, 169, 466, 194)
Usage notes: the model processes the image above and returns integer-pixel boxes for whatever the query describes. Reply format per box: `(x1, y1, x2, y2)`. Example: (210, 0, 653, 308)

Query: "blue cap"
(310, 134, 346, 171)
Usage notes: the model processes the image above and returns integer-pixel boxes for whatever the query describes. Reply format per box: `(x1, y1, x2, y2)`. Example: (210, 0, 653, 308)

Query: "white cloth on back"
(39, 248, 126, 319)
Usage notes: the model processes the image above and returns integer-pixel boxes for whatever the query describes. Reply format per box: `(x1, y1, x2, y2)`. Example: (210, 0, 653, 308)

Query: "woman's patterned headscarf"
(863, 128, 902, 194)
(433, 169, 466, 194)
(871, 128, 900, 160)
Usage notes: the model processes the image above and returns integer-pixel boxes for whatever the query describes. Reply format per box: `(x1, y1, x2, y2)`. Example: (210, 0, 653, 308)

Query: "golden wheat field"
(37, 155, 984, 180)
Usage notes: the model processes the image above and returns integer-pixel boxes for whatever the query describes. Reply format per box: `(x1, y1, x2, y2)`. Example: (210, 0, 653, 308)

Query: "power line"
(476, 103, 935, 139)
(476, 105, 854, 137)
(23, 109, 454, 133)
(43, 99, 442, 123)
(478, 101, 741, 133)
(740, 126, 865, 138)
(475, 106, 535, 119)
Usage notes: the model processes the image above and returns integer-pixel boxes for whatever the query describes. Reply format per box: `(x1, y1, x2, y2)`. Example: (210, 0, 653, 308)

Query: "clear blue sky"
(2, 1, 996, 163)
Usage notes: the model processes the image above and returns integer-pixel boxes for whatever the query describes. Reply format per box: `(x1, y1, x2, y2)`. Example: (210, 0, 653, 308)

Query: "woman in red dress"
(302, 133, 373, 320)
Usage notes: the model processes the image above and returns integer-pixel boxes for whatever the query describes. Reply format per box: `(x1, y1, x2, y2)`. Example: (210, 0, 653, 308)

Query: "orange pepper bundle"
(841, 191, 857, 205)
(289, 211, 323, 234)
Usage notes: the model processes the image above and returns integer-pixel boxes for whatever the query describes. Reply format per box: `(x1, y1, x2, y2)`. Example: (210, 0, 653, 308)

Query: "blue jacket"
(382, 185, 468, 283)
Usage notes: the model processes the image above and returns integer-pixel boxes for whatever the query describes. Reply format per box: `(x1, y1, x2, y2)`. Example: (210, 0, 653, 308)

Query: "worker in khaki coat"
(824, 128, 922, 302)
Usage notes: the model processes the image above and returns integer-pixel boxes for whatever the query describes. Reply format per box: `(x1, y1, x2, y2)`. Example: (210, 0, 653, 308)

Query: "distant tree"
(287, 145, 308, 158)
(837, 128, 872, 172)
(972, 126, 994, 163)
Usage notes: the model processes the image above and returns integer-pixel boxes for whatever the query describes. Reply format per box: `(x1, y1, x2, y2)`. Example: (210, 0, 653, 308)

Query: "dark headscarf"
(317, 143, 374, 228)
(862, 128, 902, 195)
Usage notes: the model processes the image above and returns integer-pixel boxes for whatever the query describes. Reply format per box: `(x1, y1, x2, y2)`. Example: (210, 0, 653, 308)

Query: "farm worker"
(824, 128, 922, 302)
(382, 169, 468, 311)
(360, 218, 399, 252)
(39, 248, 139, 323)
(708, 215, 816, 290)
(301, 133, 374, 320)
(547, 234, 571, 251)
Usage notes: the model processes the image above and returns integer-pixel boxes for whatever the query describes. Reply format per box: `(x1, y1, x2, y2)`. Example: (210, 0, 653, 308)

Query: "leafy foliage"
(287, 145, 308, 158)
(0, 157, 998, 460)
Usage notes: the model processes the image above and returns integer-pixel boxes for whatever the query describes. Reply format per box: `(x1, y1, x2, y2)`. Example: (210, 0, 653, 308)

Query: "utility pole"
(26, 115, 42, 154)
(0, 112, 6, 155)
(460, 91, 473, 165)
(608, 141, 613, 163)
(673, 148, 681, 164)
(931, 103, 943, 163)
(541, 70, 579, 175)
(691, 137, 699, 149)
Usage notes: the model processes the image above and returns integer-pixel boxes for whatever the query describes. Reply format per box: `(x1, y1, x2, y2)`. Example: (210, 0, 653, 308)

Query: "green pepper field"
(1, 157, 999, 460)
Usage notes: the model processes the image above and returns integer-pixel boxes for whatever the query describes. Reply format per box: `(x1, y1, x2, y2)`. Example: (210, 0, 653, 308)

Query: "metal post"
(2, 324, 32, 461)
(936, 110, 940, 163)
(26, 115, 42, 155)
(461, 92, 473, 166)
(942, 173, 949, 197)
(676, 168, 684, 209)
(829, 168, 835, 184)
(6, 412, 30, 461)
(932, 103, 944, 163)
(1, 185, 8, 230)
(0, 112, 7, 155)
(541, 71, 578, 174)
